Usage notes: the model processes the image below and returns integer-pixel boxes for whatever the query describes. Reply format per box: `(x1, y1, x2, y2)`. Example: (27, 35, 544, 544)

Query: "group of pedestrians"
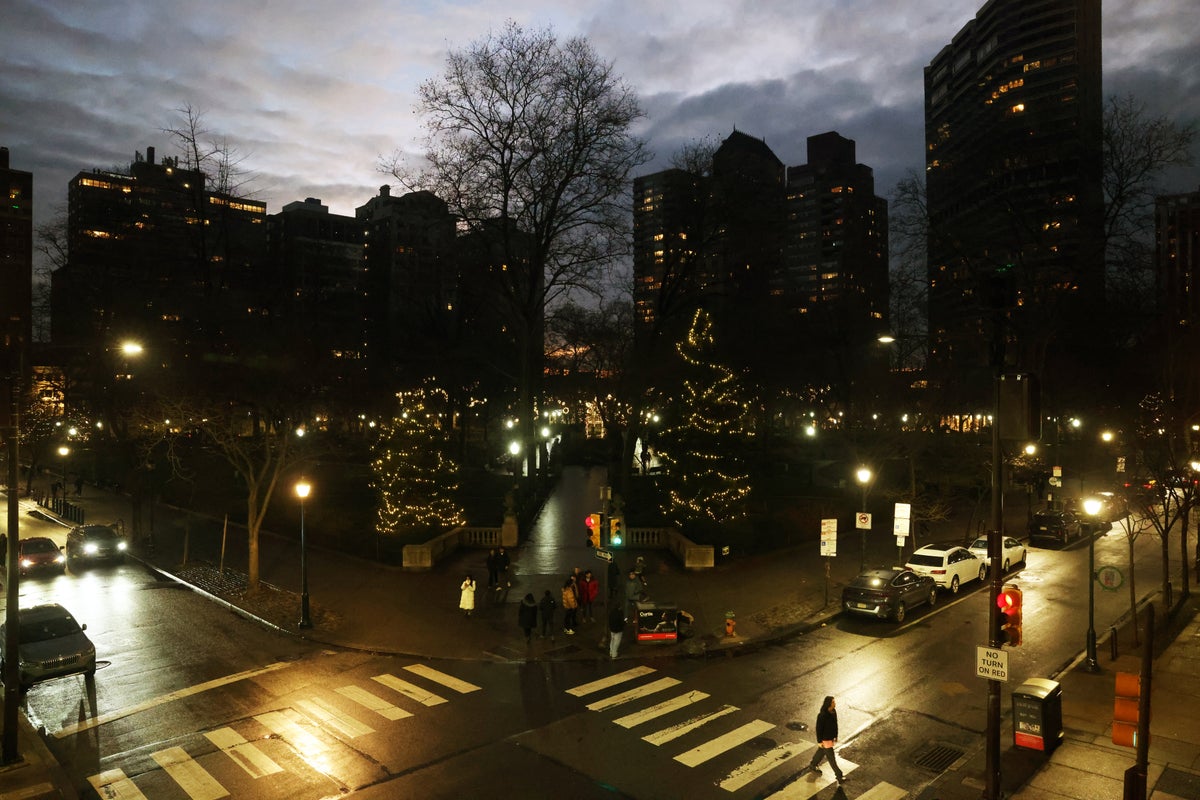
(516, 567, 601, 642)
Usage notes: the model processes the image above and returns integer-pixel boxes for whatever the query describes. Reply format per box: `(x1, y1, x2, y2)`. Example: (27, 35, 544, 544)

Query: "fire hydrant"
(724, 611, 737, 637)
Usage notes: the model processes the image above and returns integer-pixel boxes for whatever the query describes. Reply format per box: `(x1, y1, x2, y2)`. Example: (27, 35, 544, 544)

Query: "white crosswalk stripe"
(585, 676, 681, 711)
(566, 666, 657, 696)
(643, 704, 739, 746)
(204, 727, 284, 778)
(718, 740, 813, 791)
(852, 782, 907, 800)
(295, 697, 376, 739)
(613, 690, 711, 728)
(372, 673, 449, 706)
(403, 663, 481, 693)
(674, 719, 775, 767)
(151, 745, 229, 800)
(336, 684, 414, 720)
(87, 768, 149, 800)
(761, 758, 860, 799)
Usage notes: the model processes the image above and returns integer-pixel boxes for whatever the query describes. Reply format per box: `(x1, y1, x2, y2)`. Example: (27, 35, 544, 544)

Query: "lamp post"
(57, 445, 70, 498)
(856, 466, 872, 570)
(508, 440, 521, 479)
(296, 479, 312, 629)
(1082, 496, 1101, 672)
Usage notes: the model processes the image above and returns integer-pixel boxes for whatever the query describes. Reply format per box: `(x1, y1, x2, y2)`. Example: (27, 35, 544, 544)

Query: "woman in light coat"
(459, 574, 476, 617)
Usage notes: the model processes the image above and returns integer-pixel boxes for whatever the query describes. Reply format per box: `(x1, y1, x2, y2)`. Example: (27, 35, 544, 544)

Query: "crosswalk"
(80, 662, 908, 799)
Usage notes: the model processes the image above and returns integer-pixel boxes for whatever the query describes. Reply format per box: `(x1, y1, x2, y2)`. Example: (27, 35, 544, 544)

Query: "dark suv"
(1029, 510, 1082, 547)
(65, 524, 127, 565)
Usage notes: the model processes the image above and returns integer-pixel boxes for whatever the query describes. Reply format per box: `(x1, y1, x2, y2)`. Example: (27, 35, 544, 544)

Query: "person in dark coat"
(807, 695, 846, 784)
(538, 589, 557, 640)
(518, 593, 539, 643)
(607, 603, 626, 659)
(486, 549, 500, 587)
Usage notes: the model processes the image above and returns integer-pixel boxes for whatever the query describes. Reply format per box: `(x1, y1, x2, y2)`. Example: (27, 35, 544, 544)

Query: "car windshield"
(970, 537, 987, 550)
(850, 574, 888, 589)
(22, 539, 59, 554)
(81, 527, 118, 541)
(908, 553, 943, 567)
(19, 615, 82, 644)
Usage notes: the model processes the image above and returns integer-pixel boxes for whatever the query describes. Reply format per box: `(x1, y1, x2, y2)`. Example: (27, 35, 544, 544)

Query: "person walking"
(561, 577, 579, 635)
(607, 603, 626, 659)
(518, 593, 539, 643)
(577, 569, 599, 623)
(459, 574, 477, 618)
(496, 546, 511, 586)
(806, 696, 846, 785)
(486, 548, 500, 588)
(538, 589, 557, 640)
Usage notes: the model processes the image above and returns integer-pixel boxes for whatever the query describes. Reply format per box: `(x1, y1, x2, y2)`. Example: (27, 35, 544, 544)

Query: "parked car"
(17, 537, 66, 576)
(1029, 509, 1082, 547)
(0, 603, 96, 690)
(842, 568, 938, 623)
(968, 535, 1027, 572)
(905, 543, 986, 594)
(65, 524, 127, 564)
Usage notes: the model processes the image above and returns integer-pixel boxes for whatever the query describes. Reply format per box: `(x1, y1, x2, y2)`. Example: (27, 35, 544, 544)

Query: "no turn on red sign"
(856, 512, 871, 529)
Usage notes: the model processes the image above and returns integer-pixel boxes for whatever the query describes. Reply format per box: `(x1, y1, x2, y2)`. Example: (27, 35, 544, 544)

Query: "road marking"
(403, 664, 480, 693)
(336, 685, 414, 720)
(373, 674, 448, 706)
(255, 710, 328, 762)
(204, 727, 283, 779)
(674, 719, 775, 767)
(87, 769, 148, 800)
(719, 740, 811, 791)
(852, 782, 906, 800)
(586, 677, 681, 711)
(762, 758, 859, 799)
(151, 746, 229, 799)
(56, 661, 295, 738)
(614, 691, 711, 728)
(643, 704, 738, 746)
(295, 697, 375, 739)
(566, 666, 656, 697)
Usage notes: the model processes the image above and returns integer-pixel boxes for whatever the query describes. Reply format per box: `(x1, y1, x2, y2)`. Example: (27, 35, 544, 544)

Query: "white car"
(968, 535, 1027, 573)
(905, 544, 986, 594)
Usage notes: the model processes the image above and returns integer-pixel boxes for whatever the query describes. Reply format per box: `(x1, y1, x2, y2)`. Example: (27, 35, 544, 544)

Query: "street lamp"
(508, 441, 521, 478)
(1082, 496, 1101, 672)
(856, 466, 872, 570)
(56, 445, 70, 498)
(296, 479, 313, 629)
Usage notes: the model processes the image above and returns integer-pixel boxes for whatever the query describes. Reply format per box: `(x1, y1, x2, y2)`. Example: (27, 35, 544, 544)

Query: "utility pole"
(2, 322, 23, 764)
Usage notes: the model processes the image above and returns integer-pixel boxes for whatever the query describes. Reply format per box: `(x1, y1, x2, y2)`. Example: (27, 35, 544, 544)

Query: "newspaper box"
(635, 601, 678, 643)
(1012, 677, 1063, 752)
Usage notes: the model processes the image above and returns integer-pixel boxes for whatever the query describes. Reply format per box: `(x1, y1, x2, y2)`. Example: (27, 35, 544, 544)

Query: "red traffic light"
(585, 515, 597, 527)
(996, 584, 1023, 646)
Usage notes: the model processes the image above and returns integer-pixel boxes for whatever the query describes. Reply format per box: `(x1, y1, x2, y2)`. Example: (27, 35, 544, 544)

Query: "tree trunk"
(1128, 534, 1140, 645)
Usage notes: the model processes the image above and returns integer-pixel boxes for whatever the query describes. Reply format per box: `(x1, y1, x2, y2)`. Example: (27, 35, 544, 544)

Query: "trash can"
(635, 601, 679, 643)
(1012, 677, 1063, 752)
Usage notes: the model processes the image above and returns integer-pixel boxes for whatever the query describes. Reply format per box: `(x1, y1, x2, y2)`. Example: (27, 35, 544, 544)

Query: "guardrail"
(401, 522, 714, 571)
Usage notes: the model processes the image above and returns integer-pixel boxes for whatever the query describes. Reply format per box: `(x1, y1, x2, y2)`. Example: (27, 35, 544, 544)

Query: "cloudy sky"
(3, 0, 1198, 235)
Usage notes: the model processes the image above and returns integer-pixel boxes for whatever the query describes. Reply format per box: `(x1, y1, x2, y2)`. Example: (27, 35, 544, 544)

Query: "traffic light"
(585, 515, 601, 548)
(609, 516, 623, 547)
(1112, 671, 1141, 748)
(996, 584, 1023, 646)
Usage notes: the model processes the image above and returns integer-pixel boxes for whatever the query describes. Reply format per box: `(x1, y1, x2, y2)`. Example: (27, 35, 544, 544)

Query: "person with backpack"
(561, 576, 580, 635)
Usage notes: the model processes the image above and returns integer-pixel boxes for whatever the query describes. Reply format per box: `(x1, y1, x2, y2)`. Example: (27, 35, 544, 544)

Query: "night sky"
(3, 0, 1198, 241)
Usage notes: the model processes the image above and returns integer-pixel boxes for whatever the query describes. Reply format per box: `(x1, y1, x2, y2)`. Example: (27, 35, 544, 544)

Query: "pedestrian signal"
(996, 584, 1023, 646)
(609, 516, 623, 547)
(585, 514, 601, 548)
(1112, 671, 1142, 748)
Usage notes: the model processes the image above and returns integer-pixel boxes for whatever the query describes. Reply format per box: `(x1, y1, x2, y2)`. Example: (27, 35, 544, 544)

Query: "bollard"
(724, 611, 736, 637)
(1110, 627, 1118, 660)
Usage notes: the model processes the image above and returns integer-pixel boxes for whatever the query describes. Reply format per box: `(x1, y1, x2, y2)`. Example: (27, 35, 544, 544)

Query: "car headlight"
(84, 543, 99, 555)
(20, 558, 32, 568)
(54, 555, 66, 564)
(117, 541, 128, 552)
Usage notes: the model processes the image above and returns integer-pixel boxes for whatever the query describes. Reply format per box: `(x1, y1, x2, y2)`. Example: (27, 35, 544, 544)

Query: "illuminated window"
(1023, 61, 1041, 72)
(1010, 103, 1025, 114)
(653, 233, 664, 241)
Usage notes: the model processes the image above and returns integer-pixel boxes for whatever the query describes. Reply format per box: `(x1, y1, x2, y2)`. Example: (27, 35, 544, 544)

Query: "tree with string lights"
(371, 390, 465, 536)
(656, 309, 754, 534)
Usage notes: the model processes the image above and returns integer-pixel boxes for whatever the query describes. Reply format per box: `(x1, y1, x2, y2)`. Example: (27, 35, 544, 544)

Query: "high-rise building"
(0, 146, 33, 369)
(925, 0, 1103, 406)
(1156, 188, 1200, 328)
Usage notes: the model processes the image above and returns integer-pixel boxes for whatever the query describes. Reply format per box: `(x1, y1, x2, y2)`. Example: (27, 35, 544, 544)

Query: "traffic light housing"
(996, 584, 1023, 646)
(585, 514, 601, 548)
(1112, 671, 1141, 747)
(609, 516, 623, 547)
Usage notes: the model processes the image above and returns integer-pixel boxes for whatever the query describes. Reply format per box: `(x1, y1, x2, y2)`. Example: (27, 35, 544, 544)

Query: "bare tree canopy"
(384, 20, 650, 475)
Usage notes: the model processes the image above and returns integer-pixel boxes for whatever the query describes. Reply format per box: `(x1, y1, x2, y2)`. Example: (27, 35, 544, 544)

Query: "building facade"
(924, 0, 1104, 407)
(0, 147, 33, 371)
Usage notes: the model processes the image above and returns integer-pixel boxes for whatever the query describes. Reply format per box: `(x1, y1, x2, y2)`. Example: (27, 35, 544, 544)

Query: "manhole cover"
(912, 742, 965, 773)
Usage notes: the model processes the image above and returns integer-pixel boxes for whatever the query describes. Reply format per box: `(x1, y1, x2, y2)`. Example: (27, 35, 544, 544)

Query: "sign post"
(820, 519, 837, 606)
(894, 502, 911, 563)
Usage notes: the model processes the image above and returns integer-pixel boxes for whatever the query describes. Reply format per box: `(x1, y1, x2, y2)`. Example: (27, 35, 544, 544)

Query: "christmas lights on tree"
(657, 309, 753, 529)
(371, 389, 465, 535)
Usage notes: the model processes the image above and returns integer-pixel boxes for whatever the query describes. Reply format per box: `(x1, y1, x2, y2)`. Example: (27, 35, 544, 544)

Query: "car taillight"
(931, 569, 946, 574)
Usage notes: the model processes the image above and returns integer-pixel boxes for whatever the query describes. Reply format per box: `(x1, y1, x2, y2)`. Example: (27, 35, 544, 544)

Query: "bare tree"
(384, 21, 650, 479)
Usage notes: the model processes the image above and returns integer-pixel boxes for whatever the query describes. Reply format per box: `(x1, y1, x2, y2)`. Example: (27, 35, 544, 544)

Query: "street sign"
(594, 548, 613, 563)
(1097, 565, 1124, 590)
(893, 518, 910, 536)
(976, 646, 1009, 681)
(1116, 456, 1126, 473)
(820, 519, 837, 557)
(856, 512, 871, 530)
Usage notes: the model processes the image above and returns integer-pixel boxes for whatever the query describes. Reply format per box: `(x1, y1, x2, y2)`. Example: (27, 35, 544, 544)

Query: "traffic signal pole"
(985, 367, 1004, 800)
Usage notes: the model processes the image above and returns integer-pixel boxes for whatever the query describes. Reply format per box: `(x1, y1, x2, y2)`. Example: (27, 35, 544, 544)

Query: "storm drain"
(911, 742, 965, 774)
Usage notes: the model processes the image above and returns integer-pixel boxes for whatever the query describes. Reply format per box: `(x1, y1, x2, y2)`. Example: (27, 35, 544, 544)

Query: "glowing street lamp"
(1082, 496, 1101, 671)
(296, 479, 313, 629)
(856, 467, 872, 570)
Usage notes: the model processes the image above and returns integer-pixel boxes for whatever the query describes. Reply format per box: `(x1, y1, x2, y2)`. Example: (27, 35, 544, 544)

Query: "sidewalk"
(2, 480, 1198, 799)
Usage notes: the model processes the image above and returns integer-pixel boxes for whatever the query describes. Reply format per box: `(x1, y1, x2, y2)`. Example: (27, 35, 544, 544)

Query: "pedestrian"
(806, 696, 846, 785)
(607, 603, 626, 659)
(74, 475, 84, 496)
(496, 546, 511, 587)
(459, 574, 476, 617)
(538, 589, 557, 639)
(561, 577, 579, 635)
(486, 548, 500, 587)
(518, 593, 539, 643)
(624, 568, 646, 618)
(50, 481, 59, 500)
(577, 569, 599, 623)
(607, 558, 621, 599)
